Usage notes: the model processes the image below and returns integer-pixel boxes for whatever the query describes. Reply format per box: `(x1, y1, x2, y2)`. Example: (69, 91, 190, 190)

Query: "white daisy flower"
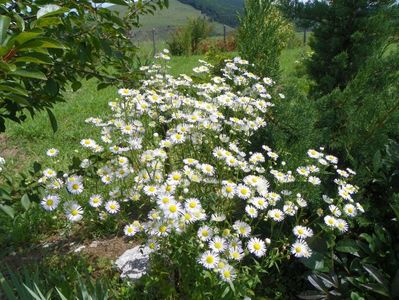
(198, 225, 213, 241)
(324, 215, 337, 227)
(291, 240, 312, 258)
(199, 251, 219, 269)
(41, 195, 60, 211)
(247, 237, 266, 257)
(236, 184, 251, 199)
(233, 221, 251, 237)
(220, 265, 236, 282)
(65, 202, 83, 222)
(245, 205, 258, 218)
(268, 209, 284, 222)
(293, 226, 313, 239)
(46, 148, 59, 157)
(209, 236, 227, 253)
(105, 200, 120, 214)
(89, 194, 103, 208)
(67, 181, 84, 195)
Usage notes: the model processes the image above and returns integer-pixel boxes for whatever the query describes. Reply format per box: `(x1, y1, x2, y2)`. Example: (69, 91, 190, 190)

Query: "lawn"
(1, 45, 306, 174)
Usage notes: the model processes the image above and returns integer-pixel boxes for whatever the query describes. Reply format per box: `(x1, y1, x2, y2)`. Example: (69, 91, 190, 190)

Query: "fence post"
(223, 25, 226, 48)
(152, 28, 156, 56)
(303, 27, 307, 45)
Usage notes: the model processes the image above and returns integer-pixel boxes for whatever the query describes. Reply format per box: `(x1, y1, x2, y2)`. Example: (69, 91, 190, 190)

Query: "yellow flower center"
(71, 209, 79, 216)
(254, 243, 261, 251)
(169, 205, 177, 213)
(159, 225, 167, 233)
(226, 186, 233, 193)
(206, 256, 214, 264)
(46, 199, 54, 206)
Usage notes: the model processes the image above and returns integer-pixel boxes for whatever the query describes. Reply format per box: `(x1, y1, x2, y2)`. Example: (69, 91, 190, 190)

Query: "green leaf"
(56, 288, 68, 300)
(297, 291, 326, 300)
(363, 264, 387, 286)
(308, 275, 327, 292)
(0, 83, 28, 96)
(15, 31, 43, 46)
(13, 13, 25, 31)
(350, 292, 365, 300)
(37, 5, 68, 19)
(9, 94, 30, 106)
(34, 17, 63, 28)
(44, 79, 59, 97)
(0, 271, 17, 300)
(15, 52, 53, 65)
(360, 283, 390, 297)
(221, 286, 230, 298)
(19, 38, 65, 50)
(336, 239, 360, 256)
(46, 108, 58, 133)
(0, 204, 15, 219)
(92, 0, 128, 5)
(301, 252, 328, 272)
(23, 283, 47, 300)
(10, 69, 47, 80)
(373, 150, 382, 173)
(71, 81, 82, 91)
(391, 270, 399, 298)
(21, 194, 31, 211)
(0, 15, 11, 45)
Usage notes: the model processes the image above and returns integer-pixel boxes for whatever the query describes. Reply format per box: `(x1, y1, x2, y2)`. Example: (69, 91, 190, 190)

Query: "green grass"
(280, 46, 309, 78)
(111, 0, 232, 39)
(1, 44, 305, 173)
(2, 81, 117, 171)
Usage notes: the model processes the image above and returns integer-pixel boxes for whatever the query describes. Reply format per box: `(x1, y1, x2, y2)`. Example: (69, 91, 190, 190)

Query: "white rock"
(115, 246, 153, 280)
(74, 245, 86, 253)
(89, 241, 99, 248)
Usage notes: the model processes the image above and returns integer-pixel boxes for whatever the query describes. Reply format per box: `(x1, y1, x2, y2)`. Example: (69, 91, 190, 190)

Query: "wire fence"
(128, 23, 235, 42)
(128, 24, 309, 57)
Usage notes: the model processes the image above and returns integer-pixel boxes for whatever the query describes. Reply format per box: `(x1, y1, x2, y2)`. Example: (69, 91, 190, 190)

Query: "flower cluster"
(38, 50, 363, 282)
(0, 156, 5, 172)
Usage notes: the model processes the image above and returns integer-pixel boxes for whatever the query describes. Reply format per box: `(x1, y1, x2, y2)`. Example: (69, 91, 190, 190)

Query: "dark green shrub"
(237, 0, 294, 79)
(167, 17, 213, 56)
(305, 0, 398, 97)
(317, 50, 399, 194)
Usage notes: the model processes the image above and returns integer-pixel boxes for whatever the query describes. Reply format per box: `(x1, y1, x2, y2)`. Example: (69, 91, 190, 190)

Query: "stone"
(115, 245, 153, 280)
(74, 245, 86, 253)
(89, 241, 99, 248)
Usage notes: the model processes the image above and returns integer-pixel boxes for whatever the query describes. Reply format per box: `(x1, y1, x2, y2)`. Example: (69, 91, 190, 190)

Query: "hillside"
(110, 0, 233, 41)
(177, 0, 244, 27)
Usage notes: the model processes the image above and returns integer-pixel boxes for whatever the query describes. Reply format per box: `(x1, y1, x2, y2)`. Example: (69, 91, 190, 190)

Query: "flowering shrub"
(38, 50, 363, 296)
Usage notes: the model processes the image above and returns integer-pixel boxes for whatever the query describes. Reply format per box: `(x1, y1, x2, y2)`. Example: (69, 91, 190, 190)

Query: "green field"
(112, 0, 233, 39)
(0, 45, 306, 174)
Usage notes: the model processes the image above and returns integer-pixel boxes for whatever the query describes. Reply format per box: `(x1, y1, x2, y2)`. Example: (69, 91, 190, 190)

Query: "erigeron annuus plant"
(38, 50, 363, 290)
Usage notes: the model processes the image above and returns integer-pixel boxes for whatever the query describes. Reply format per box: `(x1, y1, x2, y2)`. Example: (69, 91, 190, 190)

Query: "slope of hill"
(177, 0, 244, 27)
(110, 0, 233, 40)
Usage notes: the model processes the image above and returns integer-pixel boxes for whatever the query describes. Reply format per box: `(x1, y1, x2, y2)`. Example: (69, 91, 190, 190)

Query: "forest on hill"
(177, 0, 244, 27)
